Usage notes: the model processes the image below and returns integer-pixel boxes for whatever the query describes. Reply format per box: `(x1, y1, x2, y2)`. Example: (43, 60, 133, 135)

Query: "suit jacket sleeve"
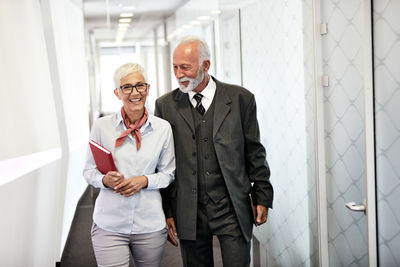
(154, 99, 174, 218)
(243, 94, 274, 208)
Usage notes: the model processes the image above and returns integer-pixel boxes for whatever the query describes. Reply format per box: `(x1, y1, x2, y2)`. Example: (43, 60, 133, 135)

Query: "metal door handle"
(345, 200, 366, 214)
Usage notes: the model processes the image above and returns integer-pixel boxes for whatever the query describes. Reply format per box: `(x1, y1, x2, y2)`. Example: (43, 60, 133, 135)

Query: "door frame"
(361, 0, 378, 265)
(311, 0, 329, 265)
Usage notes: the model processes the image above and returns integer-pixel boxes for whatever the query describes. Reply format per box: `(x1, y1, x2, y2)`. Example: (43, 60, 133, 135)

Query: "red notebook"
(89, 140, 117, 174)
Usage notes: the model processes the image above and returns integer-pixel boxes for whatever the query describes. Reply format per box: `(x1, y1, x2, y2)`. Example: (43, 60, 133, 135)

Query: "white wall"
(240, 0, 316, 266)
(46, 0, 91, 250)
(0, 0, 60, 159)
(0, 0, 89, 265)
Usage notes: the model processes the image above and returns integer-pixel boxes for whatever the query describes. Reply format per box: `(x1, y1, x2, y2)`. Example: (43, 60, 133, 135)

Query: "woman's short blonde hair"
(113, 62, 147, 89)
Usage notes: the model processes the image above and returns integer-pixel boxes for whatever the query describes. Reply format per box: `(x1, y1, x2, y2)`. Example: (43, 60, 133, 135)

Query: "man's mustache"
(178, 77, 192, 82)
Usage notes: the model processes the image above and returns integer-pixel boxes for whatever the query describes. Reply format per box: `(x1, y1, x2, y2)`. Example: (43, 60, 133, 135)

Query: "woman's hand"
(102, 171, 124, 189)
(114, 175, 148, 197)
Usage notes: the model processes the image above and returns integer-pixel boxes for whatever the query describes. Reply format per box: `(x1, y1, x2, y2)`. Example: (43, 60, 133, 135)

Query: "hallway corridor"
(1, 0, 400, 266)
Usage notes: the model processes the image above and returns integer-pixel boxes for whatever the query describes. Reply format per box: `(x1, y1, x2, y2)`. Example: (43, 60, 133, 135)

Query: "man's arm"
(243, 94, 274, 210)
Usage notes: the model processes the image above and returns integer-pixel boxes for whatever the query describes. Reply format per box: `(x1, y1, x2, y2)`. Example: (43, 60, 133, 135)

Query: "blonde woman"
(83, 63, 175, 267)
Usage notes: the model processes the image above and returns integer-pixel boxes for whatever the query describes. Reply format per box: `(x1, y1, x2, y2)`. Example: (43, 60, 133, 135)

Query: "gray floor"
(60, 186, 223, 267)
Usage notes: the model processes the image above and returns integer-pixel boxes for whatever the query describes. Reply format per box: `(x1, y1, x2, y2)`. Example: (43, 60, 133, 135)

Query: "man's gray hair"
(113, 62, 147, 89)
(175, 36, 211, 66)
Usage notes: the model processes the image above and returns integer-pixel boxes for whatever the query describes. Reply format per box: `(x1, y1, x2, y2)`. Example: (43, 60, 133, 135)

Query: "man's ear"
(203, 59, 211, 73)
(114, 89, 121, 100)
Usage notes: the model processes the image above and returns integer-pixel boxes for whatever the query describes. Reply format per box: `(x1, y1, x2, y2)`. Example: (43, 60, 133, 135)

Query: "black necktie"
(193, 93, 205, 116)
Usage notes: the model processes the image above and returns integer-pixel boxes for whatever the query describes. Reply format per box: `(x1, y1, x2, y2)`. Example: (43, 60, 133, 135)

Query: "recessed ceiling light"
(119, 18, 131, 23)
(122, 6, 136, 11)
(197, 16, 211, 20)
(211, 10, 221, 14)
(118, 23, 130, 28)
(191, 20, 201, 25)
(120, 13, 134, 18)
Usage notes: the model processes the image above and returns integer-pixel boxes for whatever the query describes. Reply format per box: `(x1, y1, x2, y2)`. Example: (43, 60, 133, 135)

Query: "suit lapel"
(174, 90, 195, 134)
(213, 81, 231, 138)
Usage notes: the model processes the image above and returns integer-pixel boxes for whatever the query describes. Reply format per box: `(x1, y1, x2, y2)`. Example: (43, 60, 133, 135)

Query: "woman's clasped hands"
(102, 171, 148, 197)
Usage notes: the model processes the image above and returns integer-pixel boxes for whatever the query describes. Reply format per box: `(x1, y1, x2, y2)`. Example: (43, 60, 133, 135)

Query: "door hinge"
(320, 23, 328, 35)
(322, 75, 329, 87)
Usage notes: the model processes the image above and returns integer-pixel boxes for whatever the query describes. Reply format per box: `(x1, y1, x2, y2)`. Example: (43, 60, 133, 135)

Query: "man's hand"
(114, 175, 148, 197)
(102, 171, 124, 189)
(256, 205, 268, 225)
(166, 217, 178, 247)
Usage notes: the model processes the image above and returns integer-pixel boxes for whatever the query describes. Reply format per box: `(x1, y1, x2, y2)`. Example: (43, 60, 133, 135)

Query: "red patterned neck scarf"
(115, 107, 148, 150)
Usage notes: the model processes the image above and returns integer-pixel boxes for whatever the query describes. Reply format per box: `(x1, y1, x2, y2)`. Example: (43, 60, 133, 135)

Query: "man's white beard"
(177, 69, 204, 93)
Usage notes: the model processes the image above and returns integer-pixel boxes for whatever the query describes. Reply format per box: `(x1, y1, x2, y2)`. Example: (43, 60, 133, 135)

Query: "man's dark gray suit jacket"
(154, 77, 273, 242)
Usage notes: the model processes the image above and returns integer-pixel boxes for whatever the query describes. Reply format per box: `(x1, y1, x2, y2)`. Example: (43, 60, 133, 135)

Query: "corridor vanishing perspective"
(0, 0, 399, 266)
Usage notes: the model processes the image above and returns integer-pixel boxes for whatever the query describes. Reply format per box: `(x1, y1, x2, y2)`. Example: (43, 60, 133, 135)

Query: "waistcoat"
(191, 98, 229, 205)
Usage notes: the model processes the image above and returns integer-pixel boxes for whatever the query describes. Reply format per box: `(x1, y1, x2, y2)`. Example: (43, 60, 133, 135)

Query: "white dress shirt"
(83, 111, 175, 234)
(188, 76, 216, 112)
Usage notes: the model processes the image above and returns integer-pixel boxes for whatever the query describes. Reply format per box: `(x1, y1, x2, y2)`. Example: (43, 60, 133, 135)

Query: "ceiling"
(83, 0, 189, 44)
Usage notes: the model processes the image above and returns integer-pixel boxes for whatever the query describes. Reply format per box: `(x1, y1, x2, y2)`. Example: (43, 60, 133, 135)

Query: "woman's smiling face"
(114, 72, 149, 120)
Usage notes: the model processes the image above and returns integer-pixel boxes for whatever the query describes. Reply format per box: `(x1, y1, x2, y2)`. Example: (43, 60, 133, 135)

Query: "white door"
(314, 0, 377, 266)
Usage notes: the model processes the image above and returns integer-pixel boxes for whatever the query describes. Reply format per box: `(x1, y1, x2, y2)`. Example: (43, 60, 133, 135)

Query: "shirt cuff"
(145, 174, 158, 190)
(94, 173, 107, 189)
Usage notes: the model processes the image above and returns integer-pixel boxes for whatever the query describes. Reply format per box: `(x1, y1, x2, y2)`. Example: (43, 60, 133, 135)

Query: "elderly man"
(155, 36, 273, 267)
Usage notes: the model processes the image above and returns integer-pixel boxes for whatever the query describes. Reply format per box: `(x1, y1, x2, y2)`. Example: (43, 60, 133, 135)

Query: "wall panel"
(0, 0, 90, 264)
(240, 0, 317, 265)
(0, 0, 60, 160)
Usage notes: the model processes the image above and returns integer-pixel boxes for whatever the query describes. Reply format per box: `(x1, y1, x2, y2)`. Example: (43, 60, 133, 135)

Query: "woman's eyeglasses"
(119, 83, 148, 95)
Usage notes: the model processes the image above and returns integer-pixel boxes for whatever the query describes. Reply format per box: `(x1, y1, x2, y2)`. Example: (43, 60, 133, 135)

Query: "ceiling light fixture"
(120, 12, 134, 17)
(122, 6, 136, 11)
(191, 20, 201, 25)
(197, 16, 211, 20)
(210, 10, 222, 14)
(119, 18, 132, 23)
